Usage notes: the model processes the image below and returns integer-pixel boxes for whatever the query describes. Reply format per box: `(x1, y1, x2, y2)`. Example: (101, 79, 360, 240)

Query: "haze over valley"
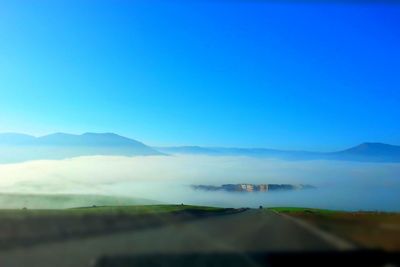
(0, 132, 399, 211)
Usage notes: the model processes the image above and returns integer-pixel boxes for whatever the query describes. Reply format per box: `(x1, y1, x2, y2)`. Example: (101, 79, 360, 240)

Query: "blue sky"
(0, 1, 399, 151)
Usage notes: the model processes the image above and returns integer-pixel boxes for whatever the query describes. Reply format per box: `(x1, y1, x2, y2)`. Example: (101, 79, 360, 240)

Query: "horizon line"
(0, 131, 397, 153)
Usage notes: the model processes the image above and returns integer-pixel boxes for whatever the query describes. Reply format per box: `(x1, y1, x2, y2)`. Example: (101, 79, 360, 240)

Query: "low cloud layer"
(0, 155, 399, 210)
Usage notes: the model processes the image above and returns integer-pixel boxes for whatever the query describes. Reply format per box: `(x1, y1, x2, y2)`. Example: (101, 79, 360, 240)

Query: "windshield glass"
(0, 1, 399, 267)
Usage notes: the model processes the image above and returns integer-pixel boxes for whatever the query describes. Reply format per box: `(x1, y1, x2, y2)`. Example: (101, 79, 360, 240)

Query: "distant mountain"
(155, 146, 222, 155)
(156, 146, 322, 159)
(157, 143, 400, 162)
(1, 133, 399, 163)
(0, 133, 36, 145)
(0, 133, 162, 163)
(329, 142, 400, 162)
(36, 132, 155, 148)
(0, 193, 158, 209)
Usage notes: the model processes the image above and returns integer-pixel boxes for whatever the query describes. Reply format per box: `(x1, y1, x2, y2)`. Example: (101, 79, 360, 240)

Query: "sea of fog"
(0, 155, 399, 211)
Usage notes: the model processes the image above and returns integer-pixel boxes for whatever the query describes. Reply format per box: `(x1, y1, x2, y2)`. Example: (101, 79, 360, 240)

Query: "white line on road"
(272, 211, 357, 250)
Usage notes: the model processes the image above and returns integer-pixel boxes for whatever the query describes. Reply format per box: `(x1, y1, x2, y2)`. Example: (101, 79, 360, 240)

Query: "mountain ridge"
(156, 142, 400, 162)
(0, 133, 399, 163)
(0, 132, 162, 163)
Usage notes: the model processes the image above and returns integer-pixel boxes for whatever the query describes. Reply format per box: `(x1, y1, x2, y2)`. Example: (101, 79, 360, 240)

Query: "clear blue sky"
(0, 1, 399, 151)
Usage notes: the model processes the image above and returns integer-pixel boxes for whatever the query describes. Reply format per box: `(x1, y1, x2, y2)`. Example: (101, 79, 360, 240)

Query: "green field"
(0, 204, 233, 249)
(271, 207, 400, 251)
(268, 207, 341, 214)
(0, 193, 158, 209)
(0, 204, 227, 219)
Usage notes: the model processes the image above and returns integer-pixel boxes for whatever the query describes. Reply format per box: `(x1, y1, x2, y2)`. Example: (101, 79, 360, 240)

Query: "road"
(0, 209, 354, 267)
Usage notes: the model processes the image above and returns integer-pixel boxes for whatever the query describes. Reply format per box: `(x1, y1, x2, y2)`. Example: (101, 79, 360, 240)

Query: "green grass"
(0, 204, 227, 219)
(269, 207, 400, 251)
(0, 204, 231, 249)
(268, 207, 341, 214)
(0, 193, 158, 209)
(70, 204, 226, 214)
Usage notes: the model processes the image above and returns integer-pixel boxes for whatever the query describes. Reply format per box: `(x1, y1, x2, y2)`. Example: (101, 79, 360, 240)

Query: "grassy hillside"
(271, 207, 400, 251)
(0, 204, 232, 249)
(269, 207, 341, 214)
(0, 193, 158, 209)
(0, 204, 226, 218)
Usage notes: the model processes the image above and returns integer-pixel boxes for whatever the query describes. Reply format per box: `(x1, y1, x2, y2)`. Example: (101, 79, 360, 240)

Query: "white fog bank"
(0, 155, 399, 211)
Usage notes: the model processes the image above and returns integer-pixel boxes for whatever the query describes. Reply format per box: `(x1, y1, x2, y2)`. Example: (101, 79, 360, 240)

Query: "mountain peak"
(357, 142, 388, 147)
(0, 132, 162, 163)
(82, 132, 119, 137)
(35, 132, 155, 148)
(348, 142, 398, 151)
(337, 142, 400, 160)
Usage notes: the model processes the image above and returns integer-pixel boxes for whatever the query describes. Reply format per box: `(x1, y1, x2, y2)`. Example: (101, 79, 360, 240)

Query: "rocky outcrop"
(191, 184, 315, 193)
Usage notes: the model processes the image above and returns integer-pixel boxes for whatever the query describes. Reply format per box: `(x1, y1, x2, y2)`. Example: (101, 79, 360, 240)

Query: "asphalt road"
(0, 209, 353, 267)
